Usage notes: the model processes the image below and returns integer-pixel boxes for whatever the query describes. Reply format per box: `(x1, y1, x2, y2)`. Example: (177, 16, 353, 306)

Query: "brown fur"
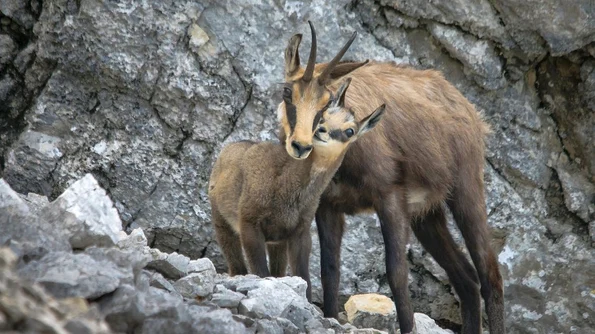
(209, 81, 385, 302)
(278, 25, 504, 334)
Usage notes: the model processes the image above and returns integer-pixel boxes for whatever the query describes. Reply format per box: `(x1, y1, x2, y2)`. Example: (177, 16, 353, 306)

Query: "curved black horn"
(302, 21, 317, 82)
(318, 31, 357, 85)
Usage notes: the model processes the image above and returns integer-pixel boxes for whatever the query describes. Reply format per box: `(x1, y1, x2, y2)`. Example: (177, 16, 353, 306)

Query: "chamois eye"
(345, 128, 355, 138)
(283, 88, 292, 101)
(317, 127, 327, 133)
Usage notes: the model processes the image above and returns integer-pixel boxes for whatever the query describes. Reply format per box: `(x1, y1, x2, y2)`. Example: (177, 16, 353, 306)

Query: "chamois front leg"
(315, 200, 346, 318)
(267, 242, 288, 277)
(240, 220, 271, 277)
(375, 191, 415, 334)
(212, 206, 247, 276)
(288, 226, 312, 302)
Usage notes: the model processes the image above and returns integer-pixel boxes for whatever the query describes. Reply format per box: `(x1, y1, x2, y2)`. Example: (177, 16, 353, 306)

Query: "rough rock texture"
(3, 177, 394, 333)
(0, 248, 113, 334)
(345, 294, 397, 332)
(41, 173, 123, 249)
(1, 0, 594, 333)
(397, 313, 455, 334)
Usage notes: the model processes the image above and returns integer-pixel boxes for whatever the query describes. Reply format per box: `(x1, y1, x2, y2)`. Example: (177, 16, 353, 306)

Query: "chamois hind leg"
(447, 170, 505, 334)
(288, 226, 312, 302)
(375, 191, 415, 334)
(315, 200, 346, 317)
(212, 207, 247, 276)
(412, 206, 482, 334)
(267, 242, 288, 277)
(240, 220, 271, 277)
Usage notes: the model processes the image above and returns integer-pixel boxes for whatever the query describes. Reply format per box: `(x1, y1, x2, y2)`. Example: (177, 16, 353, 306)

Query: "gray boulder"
(17, 247, 145, 299)
(40, 173, 123, 249)
(0, 179, 71, 262)
(211, 284, 246, 308)
(173, 271, 216, 299)
(146, 248, 191, 279)
(0, 247, 113, 334)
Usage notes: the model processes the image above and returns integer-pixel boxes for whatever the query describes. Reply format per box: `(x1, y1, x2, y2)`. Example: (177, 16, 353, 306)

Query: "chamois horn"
(318, 31, 357, 85)
(302, 21, 317, 82)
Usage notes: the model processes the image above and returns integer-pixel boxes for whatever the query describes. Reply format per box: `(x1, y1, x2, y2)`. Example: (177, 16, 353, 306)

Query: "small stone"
(117, 228, 148, 251)
(146, 270, 177, 293)
(396, 313, 454, 334)
(211, 284, 246, 308)
(146, 249, 190, 279)
(173, 271, 216, 299)
(274, 276, 308, 299)
(187, 258, 216, 274)
(556, 167, 594, 223)
(344, 294, 397, 332)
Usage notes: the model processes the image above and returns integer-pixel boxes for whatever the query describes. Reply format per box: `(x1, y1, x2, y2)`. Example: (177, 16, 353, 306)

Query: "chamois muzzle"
(291, 141, 313, 158)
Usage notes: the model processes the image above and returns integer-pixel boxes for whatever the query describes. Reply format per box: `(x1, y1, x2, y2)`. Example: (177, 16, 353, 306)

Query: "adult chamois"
(208, 78, 385, 302)
(276, 22, 505, 334)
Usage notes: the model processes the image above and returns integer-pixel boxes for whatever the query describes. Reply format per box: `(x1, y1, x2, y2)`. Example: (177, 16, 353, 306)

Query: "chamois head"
(279, 21, 366, 159)
(312, 78, 385, 160)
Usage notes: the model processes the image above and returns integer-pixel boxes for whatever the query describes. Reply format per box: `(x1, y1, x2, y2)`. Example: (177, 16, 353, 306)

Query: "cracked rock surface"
(1, 0, 594, 332)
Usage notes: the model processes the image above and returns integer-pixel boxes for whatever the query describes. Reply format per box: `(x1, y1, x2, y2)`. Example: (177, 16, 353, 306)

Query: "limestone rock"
(397, 313, 454, 334)
(18, 192, 50, 215)
(41, 174, 123, 249)
(173, 271, 216, 299)
(17, 248, 141, 299)
(117, 227, 148, 251)
(144, 270, 178, 294)
(0, 247, 112, 334)
(0, 34, 17, 70)
(146, 248, 191, 279)
(210, 284, 246, 308)
(428, 22, 505, 90)
(345, 294, 397, 332)
(0, 179, 71, 261)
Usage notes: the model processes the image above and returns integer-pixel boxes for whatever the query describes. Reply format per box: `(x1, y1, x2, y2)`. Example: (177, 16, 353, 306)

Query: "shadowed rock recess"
(0, 0, 593, 333)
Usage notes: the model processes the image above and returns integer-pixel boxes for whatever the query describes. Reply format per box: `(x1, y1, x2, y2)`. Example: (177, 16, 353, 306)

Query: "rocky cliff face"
(1, 0, 593, 333)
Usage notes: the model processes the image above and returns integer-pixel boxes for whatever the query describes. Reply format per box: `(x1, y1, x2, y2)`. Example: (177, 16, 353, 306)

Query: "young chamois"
(276, 22, 505, 334)
(208, 78, 385, 302)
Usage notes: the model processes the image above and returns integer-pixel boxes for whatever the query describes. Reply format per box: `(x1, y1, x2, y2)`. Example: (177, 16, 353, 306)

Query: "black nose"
(291, 141, 313, 156)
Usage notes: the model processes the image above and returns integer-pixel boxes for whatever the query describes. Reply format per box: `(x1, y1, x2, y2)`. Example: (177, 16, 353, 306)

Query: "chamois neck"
(307, 148, 346, 184)
(278, 146, 346, 198)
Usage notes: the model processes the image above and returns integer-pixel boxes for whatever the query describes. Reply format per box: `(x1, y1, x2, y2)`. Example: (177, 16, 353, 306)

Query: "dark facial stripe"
(286, 103, 297, 132)
(312, 109, 323, 131)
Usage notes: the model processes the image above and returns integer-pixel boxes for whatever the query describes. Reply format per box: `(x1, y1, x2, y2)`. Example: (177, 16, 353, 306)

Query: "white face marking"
(276, 103, 285, 122)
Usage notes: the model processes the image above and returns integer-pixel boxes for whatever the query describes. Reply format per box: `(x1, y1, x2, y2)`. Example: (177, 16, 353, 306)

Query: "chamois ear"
(331, 78, 352, 108)
(285, 34, 302, 79)
(357, 104, 386, 136)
